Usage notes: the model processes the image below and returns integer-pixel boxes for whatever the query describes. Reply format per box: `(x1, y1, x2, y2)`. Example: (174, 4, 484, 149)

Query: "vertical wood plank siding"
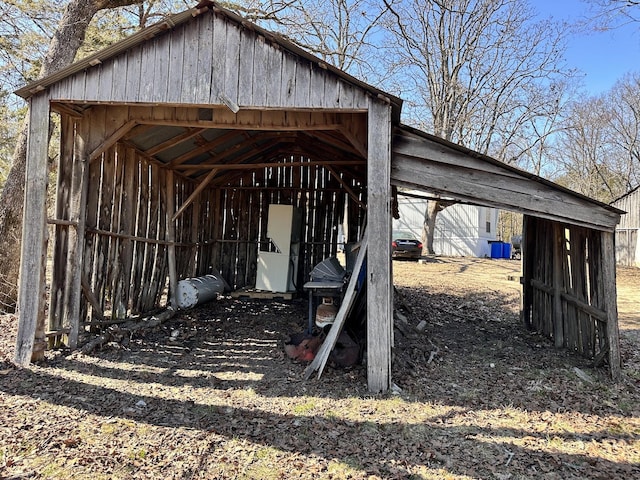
(49, 136, 365, 341)
(523, 216, 620, 375)
(48, 11, 369, 111)
(612, 188, 640, 267)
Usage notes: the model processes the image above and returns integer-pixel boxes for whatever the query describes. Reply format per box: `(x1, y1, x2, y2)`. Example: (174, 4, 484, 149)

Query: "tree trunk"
(421, 199, 455, 255)
(0, 0, 143, 312)
(0, 128, 27, 312)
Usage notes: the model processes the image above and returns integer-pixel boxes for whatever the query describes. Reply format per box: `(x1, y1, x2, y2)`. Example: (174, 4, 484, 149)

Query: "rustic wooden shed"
(14, 2, 624, 390)
(612, 186, 640, 267)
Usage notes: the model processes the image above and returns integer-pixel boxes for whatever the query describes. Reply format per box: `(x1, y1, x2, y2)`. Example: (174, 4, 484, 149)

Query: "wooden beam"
(324, 165, 366, 209)
(15, 93, 49, 366)
(81, 274, 104, 320)
(66, 116, 90, 349)
(166, 170, 178, 306)
(175, 159, 365, 171)
(172, 168, 218, 221)
(392, 132, 620, 231)
(137, 119, 345, 131)
(85, 227, 190, 246)
(366, 98, 393, 393)
(601, 231, 621, 380)
(51, 102, 84, 118)
(88, 120, 137, 162)
(520, 218, 534, 329)
(552, 222, 565, 348)
(144, 127, 207, 156)
(338, 123, 367, 158)
(168, 130, 239, 167)
(302, 130, 363, 158)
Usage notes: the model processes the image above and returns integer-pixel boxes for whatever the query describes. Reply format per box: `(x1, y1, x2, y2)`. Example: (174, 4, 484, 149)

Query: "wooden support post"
(520, 215, 534, 330)
(552, 222, 564, 348)
(366, 98, 392, 393)
(66, 117, 89, 349)
(190, 198, 200, 277)
(166, 169, 178, 307)
(601, 231, 621, 380)
(15, 93, 50, 366)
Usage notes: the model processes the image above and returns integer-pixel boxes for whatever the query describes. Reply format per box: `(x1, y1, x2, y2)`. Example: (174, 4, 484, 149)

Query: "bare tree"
(608, 72, 640, 189)
(583, 0, 640, 28)
(553, 74, 640, 201)
(0, 0, 167, 312)
(383, 0, 569, 253)
(257, 0, 391, 77)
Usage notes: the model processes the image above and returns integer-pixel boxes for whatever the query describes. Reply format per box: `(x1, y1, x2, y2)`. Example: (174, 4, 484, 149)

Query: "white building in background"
(394, 191, 499, 258)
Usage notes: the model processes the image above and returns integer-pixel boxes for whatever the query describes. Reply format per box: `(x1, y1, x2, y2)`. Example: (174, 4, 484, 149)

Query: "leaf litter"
(0, 257, 638, 479)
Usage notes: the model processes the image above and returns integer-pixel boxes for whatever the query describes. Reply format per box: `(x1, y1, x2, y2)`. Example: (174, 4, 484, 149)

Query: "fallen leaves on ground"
(0, 258, 638, 479)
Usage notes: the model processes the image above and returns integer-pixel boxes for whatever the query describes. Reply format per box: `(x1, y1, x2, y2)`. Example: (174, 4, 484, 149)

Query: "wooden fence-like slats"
(49, 115, 75, 339)
(49, 135, 366, 344)
(525, 217, 611, 364)
(131, 159, 149, 313)
(118, 149, 137, 315)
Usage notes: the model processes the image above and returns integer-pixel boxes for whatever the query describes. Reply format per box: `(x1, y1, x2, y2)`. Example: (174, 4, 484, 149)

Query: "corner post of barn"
(601, 231, 621, 380)
(366, 96, 393, 392)
(14, 93, 50, 366)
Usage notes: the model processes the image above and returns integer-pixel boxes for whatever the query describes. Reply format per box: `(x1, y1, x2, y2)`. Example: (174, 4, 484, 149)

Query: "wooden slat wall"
(52, 148, 173, 334)
(48, 115, 75, 340)
(524, 216, 611, 364)
(49, 142, 365, 340)
(48, 11, 369, 112)
(205, 161, 362, 290)
(612, 188, 640, 229)
(612, 186, 640, 266)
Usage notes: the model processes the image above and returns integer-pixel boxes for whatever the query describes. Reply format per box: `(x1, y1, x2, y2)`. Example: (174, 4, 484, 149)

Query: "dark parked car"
(392, 232, 423, 259)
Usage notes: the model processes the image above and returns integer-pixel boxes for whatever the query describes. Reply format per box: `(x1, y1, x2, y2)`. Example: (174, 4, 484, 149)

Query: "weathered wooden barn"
(612, 186, 640, 267)
(14, 2, 624, 390)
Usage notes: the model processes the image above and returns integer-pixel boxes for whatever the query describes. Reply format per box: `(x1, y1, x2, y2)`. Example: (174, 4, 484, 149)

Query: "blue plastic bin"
(502, 242, 512, 259)
(490, 242, 502, 259)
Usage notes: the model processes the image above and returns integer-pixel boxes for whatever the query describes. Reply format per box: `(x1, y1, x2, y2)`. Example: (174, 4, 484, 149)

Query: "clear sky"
(533, 0, 640, 94)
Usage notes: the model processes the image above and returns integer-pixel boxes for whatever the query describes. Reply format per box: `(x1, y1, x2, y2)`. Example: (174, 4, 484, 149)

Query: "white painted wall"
(394, 192, 499, 257)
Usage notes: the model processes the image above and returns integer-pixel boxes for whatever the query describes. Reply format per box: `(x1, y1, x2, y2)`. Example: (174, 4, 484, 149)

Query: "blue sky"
(533, 0, 640, 94)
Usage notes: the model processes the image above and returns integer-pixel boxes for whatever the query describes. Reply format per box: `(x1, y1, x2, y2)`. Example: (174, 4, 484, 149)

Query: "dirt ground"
(0, 258, 638, 479)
